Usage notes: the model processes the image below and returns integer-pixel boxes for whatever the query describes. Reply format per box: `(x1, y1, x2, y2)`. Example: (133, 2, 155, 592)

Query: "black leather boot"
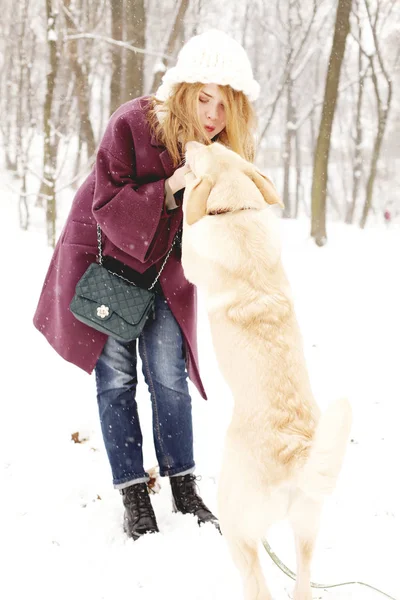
(121, 482, 159, 540)
(170, 474, 220, 531)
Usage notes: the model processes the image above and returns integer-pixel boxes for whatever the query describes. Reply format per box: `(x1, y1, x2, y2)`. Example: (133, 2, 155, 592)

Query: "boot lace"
(176, 475, 209, 513)
(124, 483, 154, 520)
(136, 485, 152, 514)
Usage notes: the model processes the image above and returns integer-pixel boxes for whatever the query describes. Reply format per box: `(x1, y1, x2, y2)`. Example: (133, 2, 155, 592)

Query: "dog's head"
(183, 141, 284, 226)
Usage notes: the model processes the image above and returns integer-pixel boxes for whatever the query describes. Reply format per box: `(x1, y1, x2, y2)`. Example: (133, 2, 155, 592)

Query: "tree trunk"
(282, 82, 294, 218)
(99, 67, 107, 139)
(73, 122, 83, 183)
(310, 0, 352, 246)
(294, 124, 302, 219)
(16, 0, 30, 229)
(122, 0, 146, 102)
(359, 1, 393, 229)
(63, 0, 96, 158)
(110, 0, 124, 114)
(2, 24, 18, 173)
(360, 137, 379, 228)
(150, 0, 190, 94)
(19, 173, 29, 230)
(41, 0, 60, 248)
(360, 102, 389, 228)
(346, 40, 365, 224)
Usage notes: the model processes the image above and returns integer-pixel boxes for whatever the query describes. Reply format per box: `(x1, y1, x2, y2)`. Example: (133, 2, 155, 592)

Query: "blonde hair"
(147, 82, 256, 167)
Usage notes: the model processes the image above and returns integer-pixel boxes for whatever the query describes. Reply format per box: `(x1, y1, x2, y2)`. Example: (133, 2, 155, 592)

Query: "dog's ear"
(185, 177, 213, 225)
(247, 168, 284, 208)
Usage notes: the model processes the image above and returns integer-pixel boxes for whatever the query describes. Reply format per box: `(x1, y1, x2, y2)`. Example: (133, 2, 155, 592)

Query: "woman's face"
(197, 84, 226, 139)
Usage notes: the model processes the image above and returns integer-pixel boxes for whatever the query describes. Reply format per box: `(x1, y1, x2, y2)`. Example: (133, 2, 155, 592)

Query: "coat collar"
(150, 131, 163, 148)
(150, 133, 175, 178)
(159, 148, 174, 177)
(149, 104, 176, 177)
(150, 104, 167, 148)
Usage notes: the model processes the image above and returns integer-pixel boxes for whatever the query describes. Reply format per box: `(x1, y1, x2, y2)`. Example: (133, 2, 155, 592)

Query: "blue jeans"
(95, 294, 195, 489)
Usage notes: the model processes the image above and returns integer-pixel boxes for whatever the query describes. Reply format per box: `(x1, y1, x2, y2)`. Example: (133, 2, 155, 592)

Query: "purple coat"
(33, 97, 207, 399)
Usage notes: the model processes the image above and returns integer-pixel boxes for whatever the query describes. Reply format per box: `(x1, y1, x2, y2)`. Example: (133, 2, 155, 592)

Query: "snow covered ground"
(2, 187, 399, 600)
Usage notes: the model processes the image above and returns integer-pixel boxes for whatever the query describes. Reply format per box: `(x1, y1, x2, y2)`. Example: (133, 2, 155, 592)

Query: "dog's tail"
(297, 398, 352, 500)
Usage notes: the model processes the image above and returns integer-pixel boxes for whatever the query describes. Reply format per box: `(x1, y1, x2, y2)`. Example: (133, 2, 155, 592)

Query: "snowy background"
(1, 0, 399, 597)
(1, 165, 399, 600)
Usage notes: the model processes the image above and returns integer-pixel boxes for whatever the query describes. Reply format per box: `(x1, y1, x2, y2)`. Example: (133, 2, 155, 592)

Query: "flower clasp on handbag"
(96, 305, 110, 319)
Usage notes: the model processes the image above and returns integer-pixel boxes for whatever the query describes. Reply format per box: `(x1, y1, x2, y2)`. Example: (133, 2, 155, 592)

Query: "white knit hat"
(155, 29, 260, 102)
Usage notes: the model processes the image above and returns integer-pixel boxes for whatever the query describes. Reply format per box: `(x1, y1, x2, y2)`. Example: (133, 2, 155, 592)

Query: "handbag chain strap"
(97, 224, 176, 291)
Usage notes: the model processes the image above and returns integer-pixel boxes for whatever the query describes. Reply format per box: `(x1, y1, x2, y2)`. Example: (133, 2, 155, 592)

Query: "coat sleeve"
(92, 115, 172, 264)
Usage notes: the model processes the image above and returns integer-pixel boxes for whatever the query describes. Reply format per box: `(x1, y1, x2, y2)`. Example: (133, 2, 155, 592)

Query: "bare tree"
(346, 4, 368, 224)
(123, 0, 146, 102)
(359, 0, 394, 229)
(62, 0, 96, 159)
(150, 0, 190, 94)
(15, 0, 37, 229)
(1, 0, 399, 240)
(281, 2, 323, 217)
(256, 0, 328, 217)
(110, 0, 124, 114)
(311, 0, 352, 246)
(41, 0, 60, 247)
(1, 13, 19, 172)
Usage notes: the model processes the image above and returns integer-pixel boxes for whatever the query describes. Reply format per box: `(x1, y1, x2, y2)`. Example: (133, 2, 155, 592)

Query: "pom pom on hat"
(156, 29, 260, 102)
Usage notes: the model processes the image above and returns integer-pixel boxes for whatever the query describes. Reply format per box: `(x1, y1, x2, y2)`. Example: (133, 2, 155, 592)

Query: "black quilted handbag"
(70, 225, 175, 342)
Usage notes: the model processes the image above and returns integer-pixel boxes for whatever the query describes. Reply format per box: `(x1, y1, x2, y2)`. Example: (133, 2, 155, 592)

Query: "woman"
(33, 29, 259, 540)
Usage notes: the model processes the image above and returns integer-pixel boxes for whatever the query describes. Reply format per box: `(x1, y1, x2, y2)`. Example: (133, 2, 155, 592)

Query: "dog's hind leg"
(224, 534, 272, 600)
(289, 495, 322, 600)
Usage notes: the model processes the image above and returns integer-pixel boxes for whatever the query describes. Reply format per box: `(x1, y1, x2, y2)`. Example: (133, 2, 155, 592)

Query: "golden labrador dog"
(181, 141, 352, 600)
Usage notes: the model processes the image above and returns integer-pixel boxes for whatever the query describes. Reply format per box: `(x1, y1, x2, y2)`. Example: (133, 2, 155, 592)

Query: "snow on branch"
(64, 33, 172, 60)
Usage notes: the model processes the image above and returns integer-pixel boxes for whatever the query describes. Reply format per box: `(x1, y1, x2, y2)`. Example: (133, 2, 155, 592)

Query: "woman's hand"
(167, 164, 191, 194)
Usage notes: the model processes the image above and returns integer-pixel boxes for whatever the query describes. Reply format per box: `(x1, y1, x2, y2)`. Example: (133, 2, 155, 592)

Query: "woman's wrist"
(165, 180, 179, 211)
(166, 174, 179, 194)
(168, 174, 186, 194)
